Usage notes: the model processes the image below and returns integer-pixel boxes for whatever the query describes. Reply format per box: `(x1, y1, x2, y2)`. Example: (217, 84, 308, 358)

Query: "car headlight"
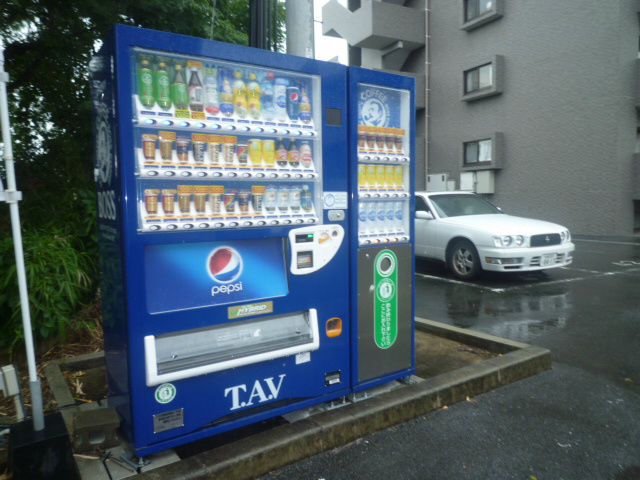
(493, 235, 525, 248)
(560, 230, 571, 243)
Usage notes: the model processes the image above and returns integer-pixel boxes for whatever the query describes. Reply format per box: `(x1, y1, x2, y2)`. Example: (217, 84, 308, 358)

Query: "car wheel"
(448, 240, 482, 280)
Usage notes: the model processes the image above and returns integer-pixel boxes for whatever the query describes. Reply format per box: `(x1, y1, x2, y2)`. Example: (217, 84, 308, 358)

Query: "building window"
(461, 55, 503, 102)
(465, 64, 493, 94)
(461, 0, 503, 31)
(465, 0, 494, 22)
(464, 139, 492, 164)
(461, 133, 503, 171)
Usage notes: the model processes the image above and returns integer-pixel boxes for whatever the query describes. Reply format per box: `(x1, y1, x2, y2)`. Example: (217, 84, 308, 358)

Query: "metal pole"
(0, 43, 45, 431)
(285, 0, 314, 58)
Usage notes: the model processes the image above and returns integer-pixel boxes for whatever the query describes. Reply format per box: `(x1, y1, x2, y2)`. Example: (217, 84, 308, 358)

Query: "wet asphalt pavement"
(260, 237, 640, 480)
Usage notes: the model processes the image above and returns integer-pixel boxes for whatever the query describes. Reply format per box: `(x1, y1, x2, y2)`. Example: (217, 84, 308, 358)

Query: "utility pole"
(285, 0, 315, 58)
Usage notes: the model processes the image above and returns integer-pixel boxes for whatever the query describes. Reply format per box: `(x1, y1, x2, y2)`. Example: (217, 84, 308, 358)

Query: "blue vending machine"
(91, 25, 351, 456)
(348, 67, 416, 392)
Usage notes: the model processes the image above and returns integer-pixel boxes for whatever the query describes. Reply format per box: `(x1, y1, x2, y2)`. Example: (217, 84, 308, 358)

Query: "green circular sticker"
(155, 383, 176, 404)
(376, 278, 395, 302)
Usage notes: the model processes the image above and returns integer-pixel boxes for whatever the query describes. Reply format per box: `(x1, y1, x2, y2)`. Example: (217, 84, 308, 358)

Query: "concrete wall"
(428, 0, 639, 235)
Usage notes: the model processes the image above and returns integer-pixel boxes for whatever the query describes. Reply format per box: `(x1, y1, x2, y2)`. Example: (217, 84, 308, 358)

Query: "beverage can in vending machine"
(358, 164, 367, 189)
(178, 185, 193, 214)
(275, 78, 288, 121)
(277, 186, 289, 213)
(161, 189, 176, 215)
(223, 189, 237, 213)
(218, 67, 234, 117)
(300, 185, 313, 212)
(237, 189, 251, 213)
(154, 61, 171, 110)
(289, 186, 301, 212)
(262, 139, 276, 167)
(209, 186, 224, 215)
(247, 72, 262, 119)
(176, 137, 190, 163)
(233, 70, 248, 118)
(286, 85, 299, 122)
(144, 189, 159, 215)
(237, 143, 249, 165)
(251, 186, 265, 213)
(204, 65, 220, 115)
(264, 185, 277, 213)
(298, 81, 312, 123)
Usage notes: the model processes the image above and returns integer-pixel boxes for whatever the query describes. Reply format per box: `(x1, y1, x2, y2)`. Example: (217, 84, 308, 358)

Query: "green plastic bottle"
(138, 59, 155, 108)
(171, 64, 188, 110)
(154, 61, 172, 110)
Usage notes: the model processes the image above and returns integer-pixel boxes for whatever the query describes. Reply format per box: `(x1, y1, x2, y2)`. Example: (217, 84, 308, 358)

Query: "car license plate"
(541, 253, 556, 266)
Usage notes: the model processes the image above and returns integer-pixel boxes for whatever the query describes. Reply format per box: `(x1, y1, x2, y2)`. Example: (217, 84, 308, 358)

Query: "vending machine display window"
(131, 47, 324, 233)
(355, 83, 411, 246)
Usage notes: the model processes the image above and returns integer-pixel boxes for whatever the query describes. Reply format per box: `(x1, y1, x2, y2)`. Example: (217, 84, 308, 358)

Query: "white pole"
(0, 42, 45, 431)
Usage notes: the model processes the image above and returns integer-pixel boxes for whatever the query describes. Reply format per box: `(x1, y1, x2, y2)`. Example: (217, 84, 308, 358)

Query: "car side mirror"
(416, 211, 434, 220)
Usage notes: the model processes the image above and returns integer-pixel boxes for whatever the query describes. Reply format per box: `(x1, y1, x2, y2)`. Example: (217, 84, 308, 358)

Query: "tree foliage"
(0, 0, 286, 344)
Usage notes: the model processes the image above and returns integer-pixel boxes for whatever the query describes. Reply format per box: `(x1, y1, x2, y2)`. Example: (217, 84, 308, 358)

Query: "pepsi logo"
(289, 92, 299, 102)
(207, 247, 243, 284)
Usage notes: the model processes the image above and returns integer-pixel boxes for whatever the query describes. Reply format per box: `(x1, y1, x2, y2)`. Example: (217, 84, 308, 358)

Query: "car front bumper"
(478, 242, 575, 272)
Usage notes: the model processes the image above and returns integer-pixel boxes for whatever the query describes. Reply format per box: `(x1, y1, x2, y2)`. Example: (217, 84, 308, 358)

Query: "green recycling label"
(374, 250, 398, 349)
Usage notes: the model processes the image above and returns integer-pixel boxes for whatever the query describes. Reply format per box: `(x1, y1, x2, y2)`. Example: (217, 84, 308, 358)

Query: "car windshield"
(428, 194, 502, 218)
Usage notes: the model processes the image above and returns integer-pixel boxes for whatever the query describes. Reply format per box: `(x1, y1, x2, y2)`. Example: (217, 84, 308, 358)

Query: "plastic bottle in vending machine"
(367, 202, 378, 235)
(358, 202, 367, 236)
(275, 77, 288, 121)
(264, 185, 277, 213)
(247, 72, 262, 119)
(395, 201, 405, 233)
(233, 70, 248, 118)
(170, 64, 188, 110)
(298, 80, 312, 124)
(154, 61, 171, 110)
(275, 137, 288, 167)
(300, 141, 312, 168)
(218, 67, 234, 117)
(138, 59, 155, 108)
(277, 186, 289, 213)
(289, 186, 301, 212)
(301, 185, 313, 212)
(204, 65, 220, 115)
(376, 202, 388, 233)
(261, 72, 276, 121)
(386, 202, 396, 233)
(288, 140, 300, 168)
(188, 68, 204, 112)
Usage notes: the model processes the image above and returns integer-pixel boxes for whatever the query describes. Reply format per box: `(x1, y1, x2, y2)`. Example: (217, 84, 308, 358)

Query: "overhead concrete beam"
(322, 0, 425, 51)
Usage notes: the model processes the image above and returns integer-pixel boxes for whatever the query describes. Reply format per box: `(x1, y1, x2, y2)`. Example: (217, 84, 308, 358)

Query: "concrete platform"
(44, 318, 551, 480)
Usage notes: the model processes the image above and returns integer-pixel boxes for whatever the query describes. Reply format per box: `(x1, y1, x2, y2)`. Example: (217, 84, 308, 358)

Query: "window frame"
(461, 132, 503, 171)
(461, 55, 504, 102)
(461, 0, 504, 32)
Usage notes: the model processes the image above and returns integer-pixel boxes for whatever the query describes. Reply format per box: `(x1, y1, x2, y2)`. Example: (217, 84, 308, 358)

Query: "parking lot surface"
(261, 237, 640, 479)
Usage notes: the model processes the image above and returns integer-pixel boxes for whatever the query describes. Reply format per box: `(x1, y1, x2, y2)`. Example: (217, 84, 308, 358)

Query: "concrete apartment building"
(323, 0, 640, 235)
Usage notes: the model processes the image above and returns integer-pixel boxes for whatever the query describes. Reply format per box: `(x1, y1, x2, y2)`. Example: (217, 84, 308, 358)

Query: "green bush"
(0, 226, 97, 348)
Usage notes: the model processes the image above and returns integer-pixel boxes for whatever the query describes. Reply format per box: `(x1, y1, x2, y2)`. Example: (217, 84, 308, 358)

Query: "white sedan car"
(415, 191, 575, 280)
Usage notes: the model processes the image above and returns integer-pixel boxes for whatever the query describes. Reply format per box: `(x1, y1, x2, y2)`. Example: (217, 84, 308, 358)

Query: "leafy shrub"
(0, 227, 97, 347)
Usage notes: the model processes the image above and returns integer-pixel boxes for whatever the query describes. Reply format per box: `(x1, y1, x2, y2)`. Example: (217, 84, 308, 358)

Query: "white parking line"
(574, 239, 640, 246)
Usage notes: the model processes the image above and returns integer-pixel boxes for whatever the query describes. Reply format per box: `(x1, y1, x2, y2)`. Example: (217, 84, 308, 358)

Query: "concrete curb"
(131, 322, 551, 480)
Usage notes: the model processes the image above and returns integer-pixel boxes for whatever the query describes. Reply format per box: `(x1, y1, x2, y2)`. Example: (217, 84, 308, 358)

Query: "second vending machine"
(348, 67, 416, 392)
